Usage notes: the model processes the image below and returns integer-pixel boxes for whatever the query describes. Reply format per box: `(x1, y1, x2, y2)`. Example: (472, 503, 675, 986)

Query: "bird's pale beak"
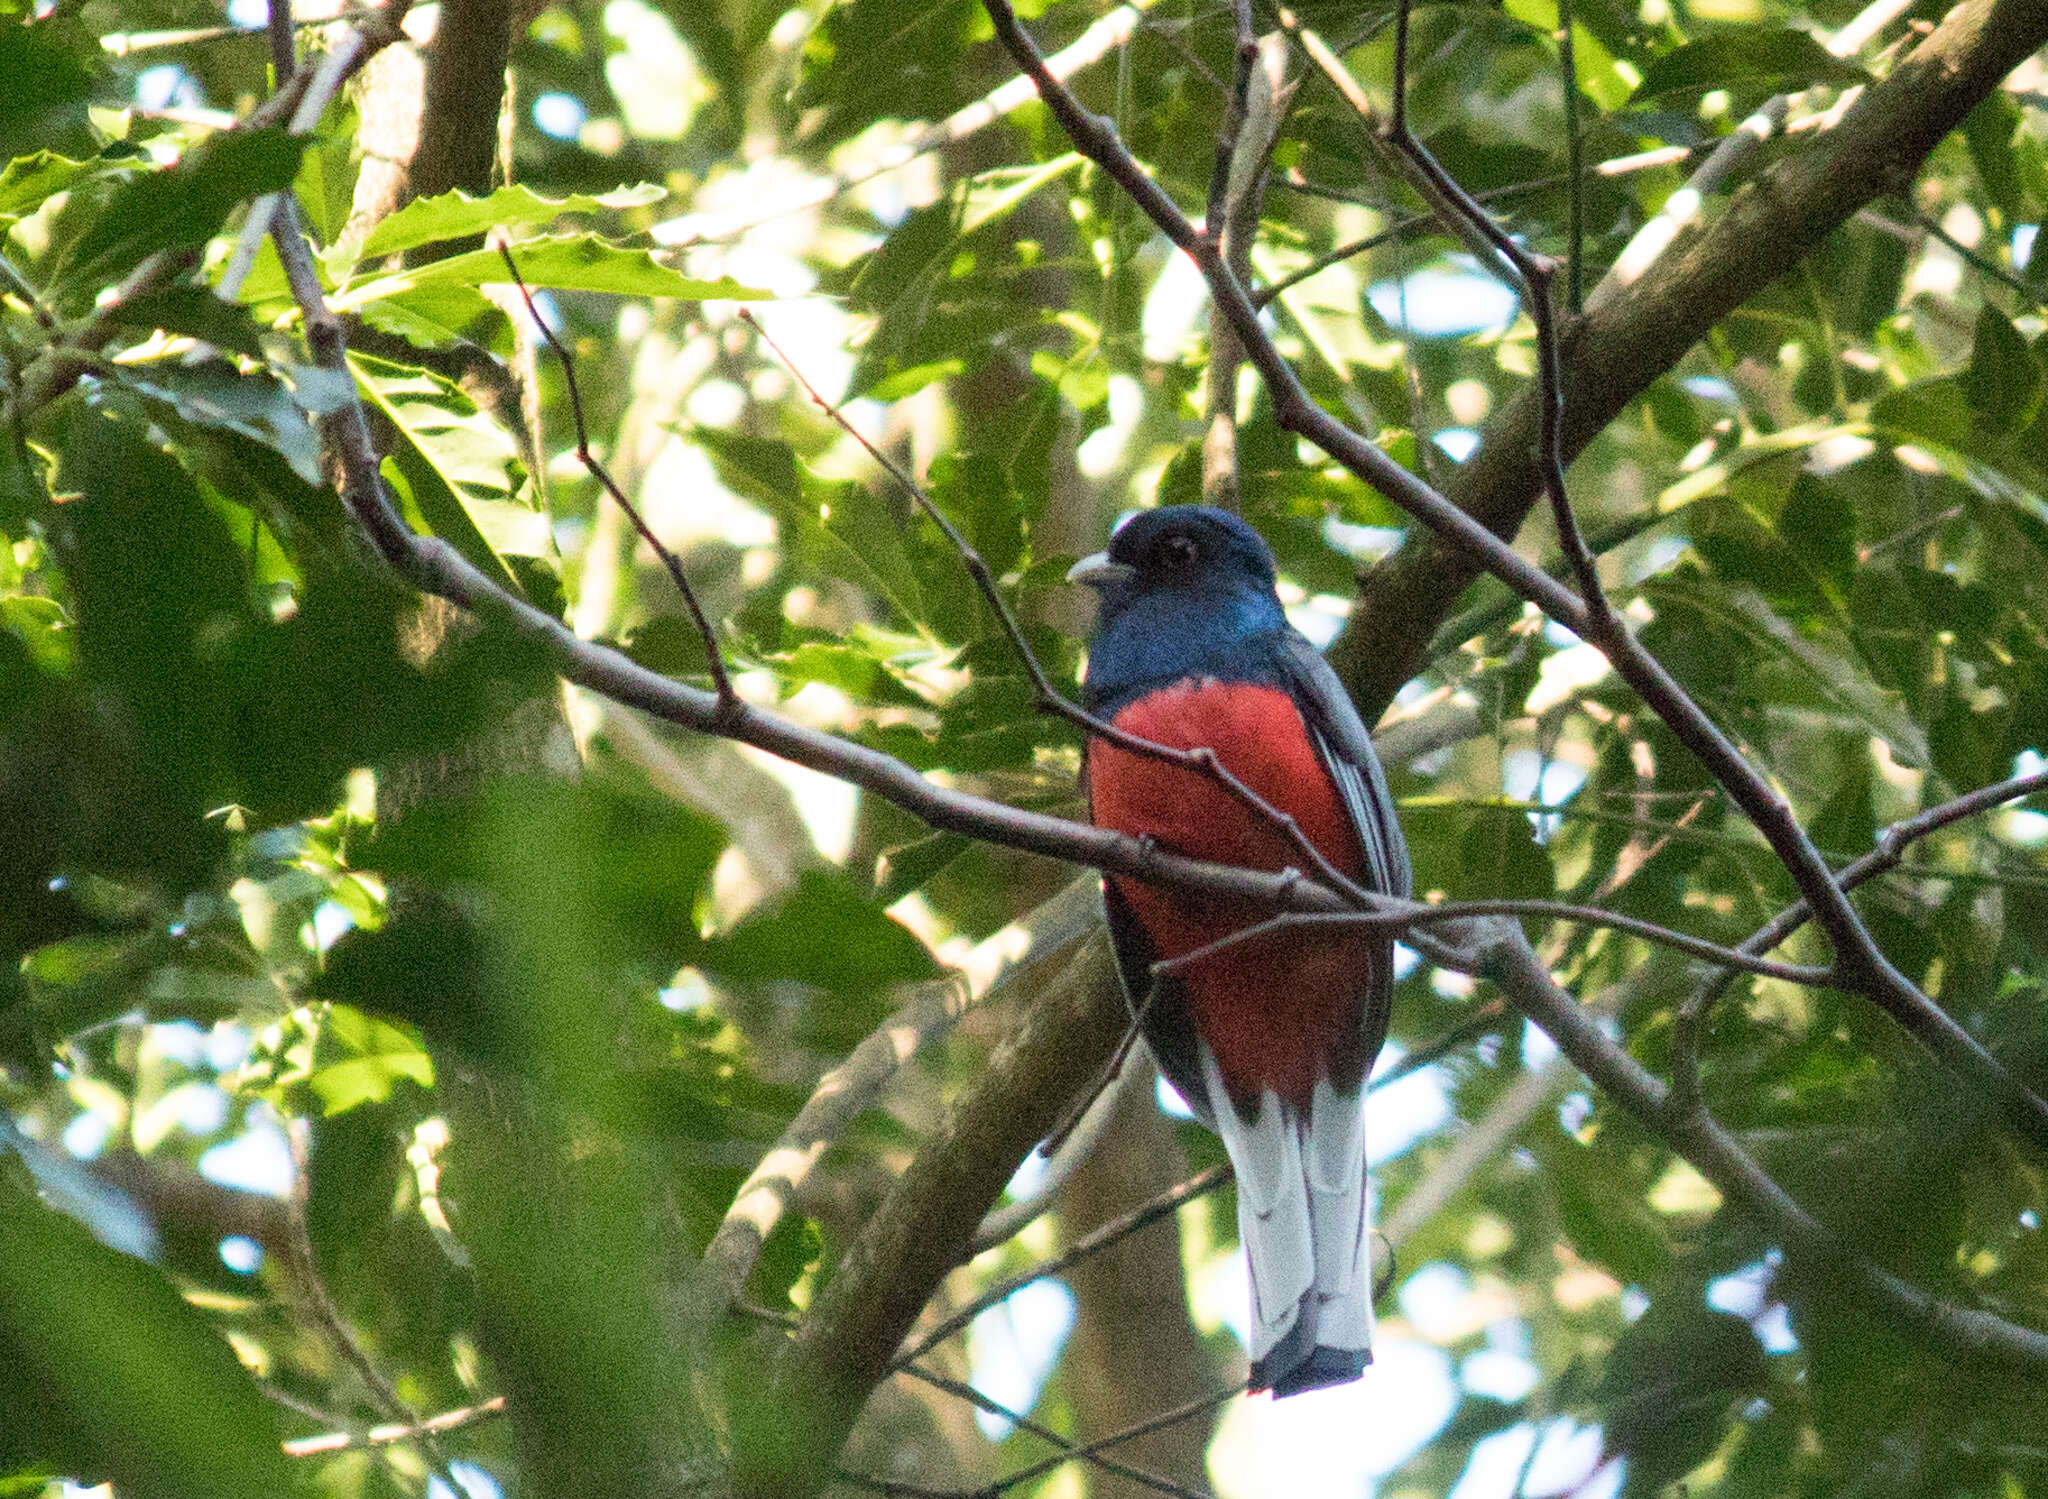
(1066, 552, 1135, 589)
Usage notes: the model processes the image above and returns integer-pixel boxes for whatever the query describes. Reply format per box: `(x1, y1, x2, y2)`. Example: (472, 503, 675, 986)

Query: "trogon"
(1068, 505, 1411, 1398)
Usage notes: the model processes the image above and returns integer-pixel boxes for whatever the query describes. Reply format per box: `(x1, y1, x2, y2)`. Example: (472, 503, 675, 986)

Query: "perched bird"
(1069, 505, 1410, 1398)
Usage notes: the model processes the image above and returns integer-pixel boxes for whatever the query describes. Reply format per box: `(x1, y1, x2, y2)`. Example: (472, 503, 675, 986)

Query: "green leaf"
(0, 149, 92, 218)
(50, 129, 307, 302)
(1547, 1139, 1673, 1284)
(356, 182, 667, 259)
(112, 360, 322, 484)
(1629, 31, 1867, 102)
(351, 351, 539, 587)
(872, 830, 972, 905)
(1456, 807, 1555, 902)
(353, 281, 502, 350)
(0, 1171, 303, 1499)
(694, 428, 928, 627)
(700, 869, 940, 1000)
(0, 24, 94, 149)
(307, 1003, 434, 1115)
(339, 235, 772, 307)
(1962, 304, 2043, 434)
(1870, 375, 1972, 451)
(103, 283, 271, 359)
(1962, 93, 2026, 221)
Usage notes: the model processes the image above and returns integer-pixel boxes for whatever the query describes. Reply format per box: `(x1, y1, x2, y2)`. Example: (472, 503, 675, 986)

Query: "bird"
(1068, 504, 1410, 1398)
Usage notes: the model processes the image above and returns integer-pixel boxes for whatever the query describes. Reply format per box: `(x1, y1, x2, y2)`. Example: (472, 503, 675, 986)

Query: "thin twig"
(495, 242, 740, 710)
(281, 1396, 509, 1458)
(973, 1051, 1128, 1249)
(283, 1119, 460, 1485)
(1555, 0, 1584, 315)
(1036, 983, 1157, 1159)
(1150, 895, 1835, 986)
(1915, 209, 2045, 309)
(895, 1364, 1214, 1499)
(264, 0, 297, 78)
(1385, 0, 1613, 630)
(892, 1165, 1231, 1368)
(970, 1381, 1242, 1497)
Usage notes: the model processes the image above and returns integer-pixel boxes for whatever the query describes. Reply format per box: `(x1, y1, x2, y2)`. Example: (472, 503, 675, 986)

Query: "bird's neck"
(1084, 591, 1290, 713)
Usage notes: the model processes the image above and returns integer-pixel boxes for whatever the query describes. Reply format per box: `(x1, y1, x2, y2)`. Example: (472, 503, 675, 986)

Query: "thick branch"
(408, 0, 511, 207)
(731, 938, 1129, 1499)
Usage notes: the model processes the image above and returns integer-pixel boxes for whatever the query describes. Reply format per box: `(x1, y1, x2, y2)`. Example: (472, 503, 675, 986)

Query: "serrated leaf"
(357, 182, 667, 259)
(352, 352, 532, 588)
(354, 281, 502, 350)
(339, 234, 772, 307)
(1629, 30, 1867, 102)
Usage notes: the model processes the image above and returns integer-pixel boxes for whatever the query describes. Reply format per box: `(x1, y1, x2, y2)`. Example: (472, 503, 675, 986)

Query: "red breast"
(1087, 678, 1373, 1107)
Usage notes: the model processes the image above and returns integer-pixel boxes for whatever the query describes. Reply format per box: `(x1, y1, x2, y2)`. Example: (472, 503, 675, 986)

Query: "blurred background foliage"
(2, 0, 2047, 1496)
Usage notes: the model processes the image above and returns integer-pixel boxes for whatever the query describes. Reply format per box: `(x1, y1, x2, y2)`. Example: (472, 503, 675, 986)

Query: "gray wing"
(1274, 631, 1411, 1077)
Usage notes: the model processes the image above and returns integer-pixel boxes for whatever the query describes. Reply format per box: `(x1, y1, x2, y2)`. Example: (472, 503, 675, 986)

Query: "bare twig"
(1323, 0, 1614, 630)
(1150, 895, 1836, 987)
(283, 1119, 460, 1485)
(1036, 983, 1157, 1159)
(1556, 0, 1584, 315)
(892, 1164, 1231, 1369)
(895, 1364, 1213, 1499)
(281, 1395, 509, 1458)
(963, 1378, 1242, 1497)
(496, 242, 740, 710)
(0, 252, 57, 331)
(835, 1374, 1243, 1499)
(972, 1051, 1128, 1250)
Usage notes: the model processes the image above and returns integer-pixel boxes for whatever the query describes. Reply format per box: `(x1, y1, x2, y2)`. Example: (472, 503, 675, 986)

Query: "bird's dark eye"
(1153, 534, 1200, 571)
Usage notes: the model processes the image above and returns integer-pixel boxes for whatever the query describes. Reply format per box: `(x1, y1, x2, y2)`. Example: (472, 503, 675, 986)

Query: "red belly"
(1087, 679, 1372, 1106)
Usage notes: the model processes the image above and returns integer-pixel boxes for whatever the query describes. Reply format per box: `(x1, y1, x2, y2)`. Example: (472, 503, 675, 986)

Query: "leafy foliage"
(1, 1, 2047, 1498)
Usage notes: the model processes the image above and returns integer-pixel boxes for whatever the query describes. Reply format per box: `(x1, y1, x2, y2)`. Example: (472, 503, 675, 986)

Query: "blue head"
(1069, 506, 1291, 712)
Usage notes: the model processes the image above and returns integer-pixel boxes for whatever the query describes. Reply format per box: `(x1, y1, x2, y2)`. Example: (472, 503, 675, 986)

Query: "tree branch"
(1423, 917, 2048, 1375)
(1673, 769, 2048, 1110)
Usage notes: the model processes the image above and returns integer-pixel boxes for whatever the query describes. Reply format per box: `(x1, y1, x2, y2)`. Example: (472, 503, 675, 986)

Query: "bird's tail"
(1200, 1047, 1373, 1397)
